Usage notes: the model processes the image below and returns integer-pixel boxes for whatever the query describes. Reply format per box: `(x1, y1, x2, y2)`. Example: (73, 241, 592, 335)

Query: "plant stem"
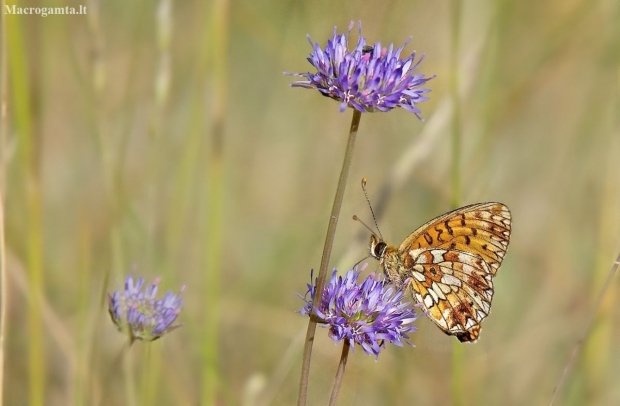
(98, 338, 135, 406)
(449, 1, 464, 405)
(201, 0, 228, 405)
(297, 109, 362, 406)
(6, 12, 45, 406)
(328, 340, 351, 406)
(548, 252, 620, 406)
(0, 0, 6, 194)
(0, 0, 7, 399)
(450, 0, 462, 210)
(0, 195, 5, 406)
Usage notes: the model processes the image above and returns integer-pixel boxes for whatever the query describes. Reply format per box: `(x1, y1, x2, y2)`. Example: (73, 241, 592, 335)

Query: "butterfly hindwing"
(405, 248, 494, 342)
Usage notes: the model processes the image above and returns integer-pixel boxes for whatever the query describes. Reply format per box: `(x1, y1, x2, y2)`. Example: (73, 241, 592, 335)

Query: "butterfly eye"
(372, 242, 387, 258)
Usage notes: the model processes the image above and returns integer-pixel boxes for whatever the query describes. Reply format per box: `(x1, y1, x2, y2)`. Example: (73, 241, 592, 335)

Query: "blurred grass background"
(1, 0, 620, 405)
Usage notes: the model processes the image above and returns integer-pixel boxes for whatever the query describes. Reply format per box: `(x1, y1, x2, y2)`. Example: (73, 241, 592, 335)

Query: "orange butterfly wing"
(405, 248, 495, 342)
(398, 202, 511, 275)
(397, 203, 511, 342)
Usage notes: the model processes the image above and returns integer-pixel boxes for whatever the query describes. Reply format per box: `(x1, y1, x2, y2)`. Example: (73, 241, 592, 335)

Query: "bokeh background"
(1, 0, 620, 405)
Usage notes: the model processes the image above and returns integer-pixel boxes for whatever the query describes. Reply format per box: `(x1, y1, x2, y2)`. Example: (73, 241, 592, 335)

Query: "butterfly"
(368, 202, 511, 343)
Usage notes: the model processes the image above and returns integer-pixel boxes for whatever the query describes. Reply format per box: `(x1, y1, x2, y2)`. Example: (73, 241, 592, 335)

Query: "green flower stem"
(0, 0, 7, 400)
(97, 338, 135, 406)
(451, 343, 464, 406)
(297, 109, 362, 406)
(548, 252, 620, 406)
(450, 0, 464, 405)
(328, 340, 351, 406)
(7, 12, 45, 406)
(0, 0, 6, 194)
(450, 0, 462, 211)
(0, 196, 5, 406)
(141, 344, 152, 406)
(201, 0, 228, 404)
(202, 141, 223, 406)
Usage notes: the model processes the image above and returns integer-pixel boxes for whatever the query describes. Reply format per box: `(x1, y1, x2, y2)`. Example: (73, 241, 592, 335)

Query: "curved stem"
(297, 109, 362, 406)
(328, 340, 351, 406)
(548, 252, 620, 406)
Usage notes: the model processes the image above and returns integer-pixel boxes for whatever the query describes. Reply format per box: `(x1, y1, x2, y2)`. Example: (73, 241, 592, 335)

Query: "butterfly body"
(369, 202, 511, 343)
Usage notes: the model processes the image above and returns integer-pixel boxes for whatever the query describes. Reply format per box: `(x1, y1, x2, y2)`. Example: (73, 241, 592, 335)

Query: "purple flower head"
(108, 275, 185, 341)
(299, 267, 419, 358)
(286, 21, 434, 118)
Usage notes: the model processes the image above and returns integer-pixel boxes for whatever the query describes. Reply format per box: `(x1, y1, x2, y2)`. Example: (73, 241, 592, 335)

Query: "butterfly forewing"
(398, 202, 511, 275)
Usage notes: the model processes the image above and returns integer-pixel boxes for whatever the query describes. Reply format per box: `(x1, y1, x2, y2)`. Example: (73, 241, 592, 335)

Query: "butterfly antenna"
(352, 215, 377, 237)
(361, 178, 383, 240)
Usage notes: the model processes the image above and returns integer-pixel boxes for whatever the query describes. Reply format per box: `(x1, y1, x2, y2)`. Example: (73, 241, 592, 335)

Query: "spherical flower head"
(108, 276, 185, 341)
(299, 268, 419, 358)
(286, 21, 434, 118)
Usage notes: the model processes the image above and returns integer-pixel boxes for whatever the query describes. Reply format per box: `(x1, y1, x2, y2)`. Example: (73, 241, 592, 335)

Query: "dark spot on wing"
(404, 253, 415, 268)
(445, 221, 454, 236)
(467, 274, 488, 296)
(435, 227, 444, 242)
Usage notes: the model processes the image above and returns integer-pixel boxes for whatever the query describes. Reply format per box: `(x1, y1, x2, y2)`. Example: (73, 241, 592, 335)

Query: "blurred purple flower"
(108, 276, 184, 341)
(299, 268, 419, 358)
(286, 21, 434, 117)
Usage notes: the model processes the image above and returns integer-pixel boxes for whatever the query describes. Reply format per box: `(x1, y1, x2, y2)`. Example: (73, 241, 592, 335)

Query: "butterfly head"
(369, 234, 388, 260)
